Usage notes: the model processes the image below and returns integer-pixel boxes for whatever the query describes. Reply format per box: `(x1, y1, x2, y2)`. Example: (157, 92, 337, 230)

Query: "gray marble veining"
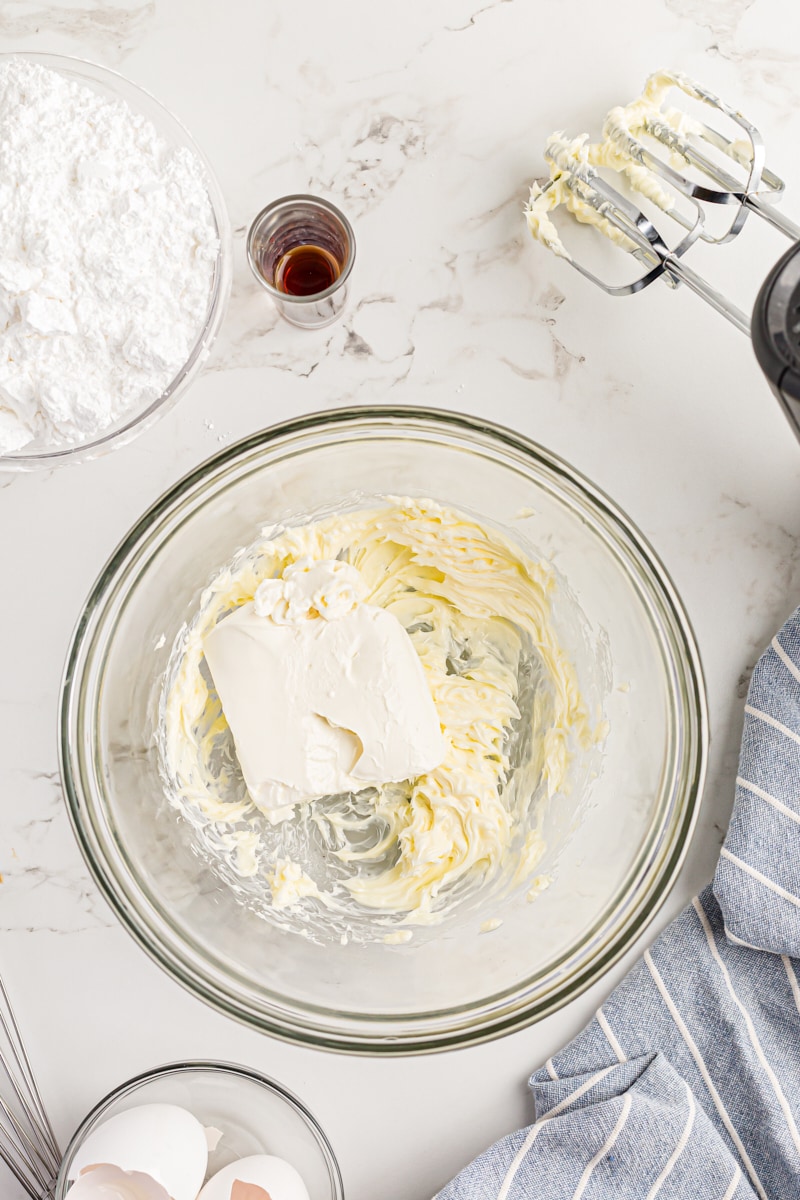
(1, 2, 800, 1198)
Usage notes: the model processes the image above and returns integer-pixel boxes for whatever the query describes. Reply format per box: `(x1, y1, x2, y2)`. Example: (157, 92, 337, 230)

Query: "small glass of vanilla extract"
(247, 195, 355, 329)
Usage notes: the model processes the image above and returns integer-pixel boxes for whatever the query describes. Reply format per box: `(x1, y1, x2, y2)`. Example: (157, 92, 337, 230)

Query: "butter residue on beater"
(525, 70, 708, 258)
(161, 497, 594, 928)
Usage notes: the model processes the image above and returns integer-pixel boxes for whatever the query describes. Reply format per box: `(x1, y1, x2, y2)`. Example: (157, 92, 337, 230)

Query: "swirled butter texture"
(162, 499, 592, 930)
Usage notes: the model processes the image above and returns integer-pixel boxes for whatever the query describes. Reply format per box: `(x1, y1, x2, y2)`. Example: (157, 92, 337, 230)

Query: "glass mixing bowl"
(54, 1060, 343, 1200)
(60, 408, 707, 1053)
(0, 53, 232, 471)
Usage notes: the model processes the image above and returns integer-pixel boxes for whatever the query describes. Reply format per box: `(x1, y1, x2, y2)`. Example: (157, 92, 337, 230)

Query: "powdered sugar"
(0, 58, 219, 455)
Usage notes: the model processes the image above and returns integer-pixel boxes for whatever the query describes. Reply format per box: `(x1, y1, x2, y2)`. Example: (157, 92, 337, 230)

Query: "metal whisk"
(526, 70, 800, 440)
(0, 976, 60, 1199)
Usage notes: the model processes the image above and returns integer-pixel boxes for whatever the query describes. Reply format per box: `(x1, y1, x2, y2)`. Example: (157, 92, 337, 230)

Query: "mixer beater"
(526, 70, 800, 438)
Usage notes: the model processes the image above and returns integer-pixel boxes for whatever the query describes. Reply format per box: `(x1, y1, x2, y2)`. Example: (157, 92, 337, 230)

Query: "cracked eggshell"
(67, 1103, 208, 1200)
(198, 1154, 311, 1200)
(63, 1163, 171, 1200)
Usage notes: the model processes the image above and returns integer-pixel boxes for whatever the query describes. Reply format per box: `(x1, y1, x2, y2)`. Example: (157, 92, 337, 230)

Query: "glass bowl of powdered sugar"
(0, 53, 232, 470)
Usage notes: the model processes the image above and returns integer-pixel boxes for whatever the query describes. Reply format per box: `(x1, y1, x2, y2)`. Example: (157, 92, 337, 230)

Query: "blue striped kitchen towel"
(437, 606, 800, 1200)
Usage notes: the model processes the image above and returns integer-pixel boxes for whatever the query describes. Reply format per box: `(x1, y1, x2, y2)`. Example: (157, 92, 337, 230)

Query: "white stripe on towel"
(773, 636, 800, 685)
(723, 925, 764, 953)
(720, 848, 800, 908)
(744, 705, 800, 747)
(645, 1085, 695, 1200)
(644, 948, 767, 1200)
(571, 1094, 632, 1200)
(694, 897, 800, 1156)
(783, 957, 800, 1020)
(721, 1165, 742, 1200)
(737, 776, 800, 825)
(496, 1067, 617, 1200)
(542, 1065, 618, 1122)
(597, 1008, 626, 1063)
(495, 1124, 546, 1200)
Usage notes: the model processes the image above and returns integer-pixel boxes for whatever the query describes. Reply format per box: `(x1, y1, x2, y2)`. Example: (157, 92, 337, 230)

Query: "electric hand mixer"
(525, 70, 800, 440)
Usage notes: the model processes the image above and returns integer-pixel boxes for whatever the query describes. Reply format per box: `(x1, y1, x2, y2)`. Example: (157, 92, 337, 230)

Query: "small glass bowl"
(246, 195, 355, 329)
(0, 53, 232, 472)
(54, 1060, 343, 1200)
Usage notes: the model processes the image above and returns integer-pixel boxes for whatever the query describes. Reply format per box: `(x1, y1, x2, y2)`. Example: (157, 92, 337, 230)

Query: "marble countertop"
(2, 2, 800, 1198)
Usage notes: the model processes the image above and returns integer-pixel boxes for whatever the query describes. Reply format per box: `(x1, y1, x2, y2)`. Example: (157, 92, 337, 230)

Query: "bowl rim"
(53, 1058, 345, 1200)
(59, 405, 708, 1054)
(0, 50, 233, 471)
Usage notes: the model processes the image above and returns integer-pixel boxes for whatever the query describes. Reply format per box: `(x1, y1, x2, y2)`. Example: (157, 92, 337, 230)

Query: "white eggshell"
(198, 1154, 311, 1200)
(68, 1103, 208, 1200)
(64, 1163, 170, 1200)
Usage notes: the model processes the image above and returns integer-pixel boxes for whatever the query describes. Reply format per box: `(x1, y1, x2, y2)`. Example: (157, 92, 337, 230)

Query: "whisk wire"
(0, 978, 60, 1159)
(0, 975, 60, 1199)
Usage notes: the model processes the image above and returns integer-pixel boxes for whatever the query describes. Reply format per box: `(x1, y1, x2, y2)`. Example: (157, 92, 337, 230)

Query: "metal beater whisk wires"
(525, 70, 800, 335)
(524, 70, 800, 439)
(0, 975, 60, 1198)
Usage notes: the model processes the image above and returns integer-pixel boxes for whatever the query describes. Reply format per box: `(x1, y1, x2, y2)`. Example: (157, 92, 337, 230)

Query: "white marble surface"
(2, 2, 800, 1198)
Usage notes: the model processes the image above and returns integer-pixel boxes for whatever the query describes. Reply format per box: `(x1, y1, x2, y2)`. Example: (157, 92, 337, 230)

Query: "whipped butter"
(161, 498, 596, 934)
(525, 71, 703, 259)
(203, 558, 445, 812)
